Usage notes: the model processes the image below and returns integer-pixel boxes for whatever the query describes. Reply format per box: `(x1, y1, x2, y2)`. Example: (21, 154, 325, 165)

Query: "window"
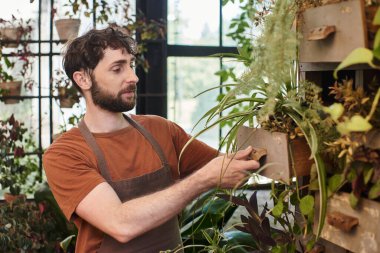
(167, 0, 243, 150)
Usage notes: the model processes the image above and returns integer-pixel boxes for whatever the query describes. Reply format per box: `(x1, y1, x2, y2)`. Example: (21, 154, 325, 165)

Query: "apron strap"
(78, 114, 170, 181)
(123, 114, 169, 166)
(78, 118, 112, 181)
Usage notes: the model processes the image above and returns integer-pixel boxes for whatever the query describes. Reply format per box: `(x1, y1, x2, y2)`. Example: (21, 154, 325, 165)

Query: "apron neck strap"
(123, 114, 169, 166)
(78, 118, 112, 181)
(78, 114, 170, 181)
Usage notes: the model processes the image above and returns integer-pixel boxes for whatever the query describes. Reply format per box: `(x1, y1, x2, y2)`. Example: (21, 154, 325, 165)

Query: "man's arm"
(75, 146, 259, 243)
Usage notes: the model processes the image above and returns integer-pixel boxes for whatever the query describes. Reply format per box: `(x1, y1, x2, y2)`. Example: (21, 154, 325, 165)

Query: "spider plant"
(180, 0, 333, 244)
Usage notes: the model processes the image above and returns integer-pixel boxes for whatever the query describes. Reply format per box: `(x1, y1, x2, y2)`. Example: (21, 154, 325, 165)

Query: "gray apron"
(78, 114, 183, 253)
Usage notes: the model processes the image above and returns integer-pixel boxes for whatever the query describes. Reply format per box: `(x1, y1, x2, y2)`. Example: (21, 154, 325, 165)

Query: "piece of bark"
(327, 211, 359, 232)
(249, 147, 267, 161)
(307, 25, 336, 40)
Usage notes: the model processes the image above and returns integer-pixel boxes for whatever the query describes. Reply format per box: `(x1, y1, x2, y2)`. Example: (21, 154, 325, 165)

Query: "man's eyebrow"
(111, 57, 135, 66)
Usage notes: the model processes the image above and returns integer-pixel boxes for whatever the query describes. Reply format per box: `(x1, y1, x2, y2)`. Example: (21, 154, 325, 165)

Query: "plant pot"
(0, 80, 22, 104)
(59, 97, 77, 108)
(0, 27, 21, 47)
(298, 0, 371, 62)
(3, 192, 26, 203)
(54, 19, 81, 41)
(314, 192, 380, 253)
(236, 127, 313, 184)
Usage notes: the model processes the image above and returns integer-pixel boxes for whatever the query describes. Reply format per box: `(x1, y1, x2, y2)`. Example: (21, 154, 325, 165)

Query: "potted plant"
(182, 1, 335, 248)
(0, 16, 34, 104)
(0, 114, 40, 201)
(53, 0, 84, 41)
(52, 68, 81, 108)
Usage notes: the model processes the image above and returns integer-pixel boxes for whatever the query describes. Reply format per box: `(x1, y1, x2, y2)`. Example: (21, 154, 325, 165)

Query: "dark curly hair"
(62, 26, 138, 92)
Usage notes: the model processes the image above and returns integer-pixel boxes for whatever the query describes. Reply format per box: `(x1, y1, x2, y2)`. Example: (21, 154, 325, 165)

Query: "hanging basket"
(0, 27, 21, 48)
(54, 19, 81, 41)
(0, 81, 22, 104)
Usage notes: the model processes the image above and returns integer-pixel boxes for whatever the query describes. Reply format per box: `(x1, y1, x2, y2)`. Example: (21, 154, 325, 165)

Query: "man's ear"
(73, 71, 91, 91)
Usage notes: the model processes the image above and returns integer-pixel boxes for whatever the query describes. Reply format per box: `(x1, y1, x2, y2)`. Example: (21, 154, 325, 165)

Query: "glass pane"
(222, 0, 243, 47)
(168, 0, 219, 46)
(168, 57, 220, 149)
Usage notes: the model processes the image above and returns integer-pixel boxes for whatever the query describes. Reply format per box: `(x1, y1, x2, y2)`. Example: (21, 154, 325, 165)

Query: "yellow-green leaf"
(272, 201, 283, 217)
(300, 195, 314, 215)
(374, 29, 380, 52)
(373, 7, 380, 25)
(337, 115, 373, 135)
(323, 103, 344, 122)
(369, 182, 380, 199)
(334, 48, 374, 79)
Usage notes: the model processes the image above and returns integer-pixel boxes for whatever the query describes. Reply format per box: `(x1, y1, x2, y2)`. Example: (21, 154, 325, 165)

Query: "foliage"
(324, 80, 380, 208)
(183, 0, 332, 243)
(179, 189, 257, 252)
(0, 15, 34, 93)
(52, 68, 81, 106)
(0, 114, 40, 195)
(321, 5, 380, 209)
(0, 183, 77, 252)
(217, 189, 318, 253)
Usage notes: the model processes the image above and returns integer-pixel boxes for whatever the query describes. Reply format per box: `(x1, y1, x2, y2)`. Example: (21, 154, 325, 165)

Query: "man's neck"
(83, 106, 130, 133)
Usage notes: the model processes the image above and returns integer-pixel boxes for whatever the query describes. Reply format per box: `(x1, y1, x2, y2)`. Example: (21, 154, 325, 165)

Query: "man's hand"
(196, 146, 260, 189)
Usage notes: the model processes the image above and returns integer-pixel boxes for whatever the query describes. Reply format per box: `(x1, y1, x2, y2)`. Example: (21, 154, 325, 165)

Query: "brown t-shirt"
(42, 114, 218, 253)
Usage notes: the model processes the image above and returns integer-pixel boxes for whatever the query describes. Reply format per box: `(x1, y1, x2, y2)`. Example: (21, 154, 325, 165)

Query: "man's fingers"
(230, 146, 253, 160)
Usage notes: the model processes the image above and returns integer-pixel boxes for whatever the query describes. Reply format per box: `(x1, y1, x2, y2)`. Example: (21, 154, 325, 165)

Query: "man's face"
(90, 48, 139, 112)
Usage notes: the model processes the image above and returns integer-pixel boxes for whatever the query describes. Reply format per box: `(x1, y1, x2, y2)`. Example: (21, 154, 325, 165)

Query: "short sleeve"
(42, 134, 105, 221)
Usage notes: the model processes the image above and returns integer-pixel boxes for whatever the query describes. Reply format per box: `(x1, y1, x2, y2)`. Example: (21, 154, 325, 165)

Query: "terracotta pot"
(55, 19, 81, 41)
(0, 81, 22, 104)
(0, 27, 21, 47)
(59, 97, 77, 108)
(3, 192, 26, 203)
(236, 127, 313, 184)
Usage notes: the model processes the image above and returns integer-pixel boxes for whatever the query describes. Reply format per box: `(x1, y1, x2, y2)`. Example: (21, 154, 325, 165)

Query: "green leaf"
(336, 115, 372, 135)
(349, 192, 359, 208)
(373, 7, 380, 25)
(373, 30, 380, 53)
(334, 48, 375, 79)
(299, 195, 314, 215)
(328, 174, 343, 193)
(364, 168, 374, 184)
(60, 235, 76, 252)
(323, 103, 344, 122)
(368, 182, 380, 199)
(272, 201, 284, 217)
(373, 46, 380, 61)
(290, 192, 299, 206)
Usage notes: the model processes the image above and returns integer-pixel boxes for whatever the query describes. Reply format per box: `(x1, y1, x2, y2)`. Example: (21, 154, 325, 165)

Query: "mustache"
(120, 85, 137, 93)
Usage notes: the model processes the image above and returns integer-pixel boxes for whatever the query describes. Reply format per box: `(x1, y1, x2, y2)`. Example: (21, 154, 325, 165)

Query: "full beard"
(90, 76, 137, 113)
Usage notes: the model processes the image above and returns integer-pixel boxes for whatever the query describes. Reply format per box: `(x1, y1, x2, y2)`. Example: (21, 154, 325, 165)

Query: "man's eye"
(130, 63, 136, 69)
(112, 67, 121, 73)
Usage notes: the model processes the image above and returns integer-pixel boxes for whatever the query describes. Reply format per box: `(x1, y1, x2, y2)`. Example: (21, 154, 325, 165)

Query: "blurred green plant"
(0, 182, 77, 252)
(0, 114, 40, 195)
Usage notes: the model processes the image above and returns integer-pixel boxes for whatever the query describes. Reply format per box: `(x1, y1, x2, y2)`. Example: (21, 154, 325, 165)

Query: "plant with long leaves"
(180, 0, 333, 243)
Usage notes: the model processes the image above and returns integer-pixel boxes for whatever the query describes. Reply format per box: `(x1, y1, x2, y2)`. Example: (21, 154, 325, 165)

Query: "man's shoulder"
(131, 114, 172, 128)
(43, 127, 85, 156)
